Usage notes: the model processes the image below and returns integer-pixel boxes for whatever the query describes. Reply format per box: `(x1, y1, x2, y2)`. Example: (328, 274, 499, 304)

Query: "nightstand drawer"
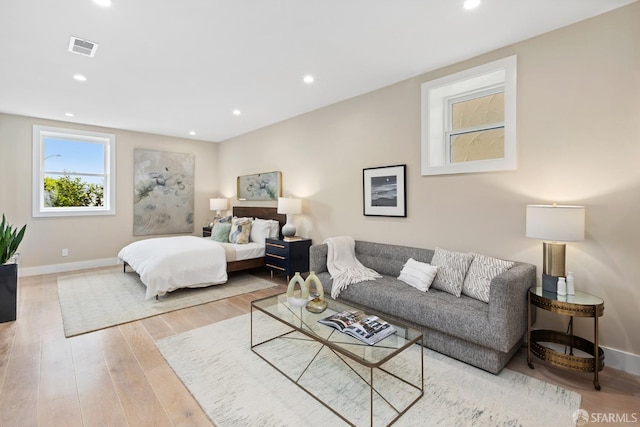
(265, 241, 288, 257)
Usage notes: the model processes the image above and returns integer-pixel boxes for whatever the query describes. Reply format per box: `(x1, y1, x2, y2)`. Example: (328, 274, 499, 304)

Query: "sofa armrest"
(309, 243, 329, 274)
(488, 262, 536, 351)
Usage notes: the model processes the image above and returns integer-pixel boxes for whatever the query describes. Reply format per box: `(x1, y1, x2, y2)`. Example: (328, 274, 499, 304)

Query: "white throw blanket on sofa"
(325, 236, 381, 298)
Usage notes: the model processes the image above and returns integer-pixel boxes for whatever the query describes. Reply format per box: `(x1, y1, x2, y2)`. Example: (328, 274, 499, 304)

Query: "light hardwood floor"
(0, 268, 638, 426)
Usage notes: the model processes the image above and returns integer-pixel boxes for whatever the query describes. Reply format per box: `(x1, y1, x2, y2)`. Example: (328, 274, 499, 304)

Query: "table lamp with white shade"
(209, 198, 228, 221)
(526, 204, 585, 293)
(277, 197, 302, 240)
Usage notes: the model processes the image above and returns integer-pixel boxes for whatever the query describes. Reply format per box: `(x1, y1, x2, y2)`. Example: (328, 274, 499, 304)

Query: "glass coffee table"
(251, 293, 424, 426)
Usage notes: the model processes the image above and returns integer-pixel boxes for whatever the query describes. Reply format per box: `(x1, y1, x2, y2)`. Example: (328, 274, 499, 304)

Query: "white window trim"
(32, 125, 116, 217)
(421, 55, 517, 176)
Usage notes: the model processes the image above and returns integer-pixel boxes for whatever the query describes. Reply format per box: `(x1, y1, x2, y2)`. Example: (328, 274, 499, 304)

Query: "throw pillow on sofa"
(462, 253, 515, 303)
(430, 247, 474, 297)
(398, 258, 438, 292)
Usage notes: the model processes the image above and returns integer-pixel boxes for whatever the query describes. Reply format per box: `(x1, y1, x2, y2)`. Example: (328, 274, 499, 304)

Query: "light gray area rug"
(156, 313, 582, 427)
(57, 268, 276, 337)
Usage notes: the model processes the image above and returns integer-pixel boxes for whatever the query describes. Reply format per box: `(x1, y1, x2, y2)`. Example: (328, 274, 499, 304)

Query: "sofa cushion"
(355, 241, 433, 277)
(462, 253, 515, 303)
(430, 248, 474, 297)
(397, 258, 438, 292)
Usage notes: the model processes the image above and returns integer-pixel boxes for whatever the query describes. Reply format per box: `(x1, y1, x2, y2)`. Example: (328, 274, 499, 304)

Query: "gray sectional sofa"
(309, 240, 536, 374)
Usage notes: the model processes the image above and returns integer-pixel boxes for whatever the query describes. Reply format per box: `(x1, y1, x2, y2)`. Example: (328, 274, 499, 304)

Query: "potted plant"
(0, 215, 26, 323)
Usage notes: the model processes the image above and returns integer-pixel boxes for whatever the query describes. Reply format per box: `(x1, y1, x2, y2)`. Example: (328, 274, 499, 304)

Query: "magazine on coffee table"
(318, 310, 396, 345)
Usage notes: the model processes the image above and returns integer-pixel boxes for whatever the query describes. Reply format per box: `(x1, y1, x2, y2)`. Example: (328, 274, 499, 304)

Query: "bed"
(118, 206, 285, 299)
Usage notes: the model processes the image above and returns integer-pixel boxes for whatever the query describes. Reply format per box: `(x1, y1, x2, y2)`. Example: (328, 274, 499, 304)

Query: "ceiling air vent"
(68, 36, 98, 57)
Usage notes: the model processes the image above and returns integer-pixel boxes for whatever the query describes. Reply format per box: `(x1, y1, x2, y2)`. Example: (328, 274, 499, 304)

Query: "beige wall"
(219, 3, 640, 358)
(0, 113, 219, 271)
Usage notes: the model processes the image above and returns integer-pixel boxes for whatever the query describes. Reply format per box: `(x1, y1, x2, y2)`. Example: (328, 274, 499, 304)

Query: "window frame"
(32, 125, 116, 217)
(421, 55, 517, 176)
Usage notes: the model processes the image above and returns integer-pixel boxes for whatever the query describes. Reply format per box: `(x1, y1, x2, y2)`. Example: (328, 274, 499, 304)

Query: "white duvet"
(118, 236, 228, 299)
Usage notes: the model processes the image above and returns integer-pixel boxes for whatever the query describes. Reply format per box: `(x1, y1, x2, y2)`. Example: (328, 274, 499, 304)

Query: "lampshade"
(526, 205, 585, 242)
(209, 198, 228, 212)
(277, 197, 302, 215)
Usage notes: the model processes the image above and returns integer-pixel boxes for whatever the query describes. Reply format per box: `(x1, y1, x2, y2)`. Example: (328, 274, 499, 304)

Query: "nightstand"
(265, 238, 312, 281)
(527, 286, 605, 390)
(203, 226, 212, 237)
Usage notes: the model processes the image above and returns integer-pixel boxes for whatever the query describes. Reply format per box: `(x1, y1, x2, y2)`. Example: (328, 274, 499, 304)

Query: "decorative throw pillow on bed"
(229, 217, 252, 244)
(430, 247, 474, 297)
(397, 258, 438, 292)
(462, 253, 514, 303)
(249, 219, 272, 243)
(211, 222, 232, 242)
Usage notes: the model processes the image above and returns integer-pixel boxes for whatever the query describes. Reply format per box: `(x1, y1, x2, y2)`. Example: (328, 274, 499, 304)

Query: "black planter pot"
(0, 263, 18, 323)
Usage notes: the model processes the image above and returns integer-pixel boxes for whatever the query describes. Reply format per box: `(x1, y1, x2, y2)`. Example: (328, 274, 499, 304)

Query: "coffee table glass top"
(251, 293, 422, 367)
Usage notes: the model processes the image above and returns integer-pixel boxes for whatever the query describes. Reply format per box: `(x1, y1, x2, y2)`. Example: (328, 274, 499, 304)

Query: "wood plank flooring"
(0, 268, 637, 426)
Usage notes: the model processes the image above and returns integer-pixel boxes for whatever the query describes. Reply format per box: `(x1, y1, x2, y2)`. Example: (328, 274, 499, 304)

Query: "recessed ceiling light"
(463, 0, 480, 10)
(65, 112, 74, 117)
(303, 75, 315, 84)
(93, 0, 112, 6)
(73, 74, 87, 82)
(189, 131, 196, 136)
(233, 109, 241, 116)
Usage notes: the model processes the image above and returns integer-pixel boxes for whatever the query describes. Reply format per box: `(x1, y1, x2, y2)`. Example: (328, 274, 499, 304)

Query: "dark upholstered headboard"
(232, 206, 286, 239)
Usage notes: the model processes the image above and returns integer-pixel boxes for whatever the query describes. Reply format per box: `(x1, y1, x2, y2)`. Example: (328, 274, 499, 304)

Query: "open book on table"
(318, 310, 396, 345)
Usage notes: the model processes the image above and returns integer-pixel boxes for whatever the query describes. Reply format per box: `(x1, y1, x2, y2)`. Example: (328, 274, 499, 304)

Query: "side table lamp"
(277, 197, 302, 240)
(526, 204, 585, 293)
(210, 198, 228, 222)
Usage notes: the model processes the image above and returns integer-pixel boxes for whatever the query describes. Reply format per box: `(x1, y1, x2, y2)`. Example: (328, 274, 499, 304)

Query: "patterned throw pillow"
(462, 253, 514, 303)
(229, 217, 252, 244)
(397, 258, 439, 292)
(430, 248, 474, 297)
(211, 222, 232, 242)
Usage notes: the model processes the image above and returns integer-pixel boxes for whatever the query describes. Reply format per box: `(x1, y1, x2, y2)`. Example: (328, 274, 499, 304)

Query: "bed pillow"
(462, 253, 514, 303)
(267, 220, 280, 238)
(228, 217, 252, 244)
(397, 258, 438, 292)
(430, 248, 474, 297)
(210, 222, 232, 242)
(249, 219, 272, 243)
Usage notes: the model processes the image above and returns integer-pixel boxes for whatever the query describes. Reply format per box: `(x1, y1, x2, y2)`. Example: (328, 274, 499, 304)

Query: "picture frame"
(363, 164, 406, 217)
(237, 171, 282, 201)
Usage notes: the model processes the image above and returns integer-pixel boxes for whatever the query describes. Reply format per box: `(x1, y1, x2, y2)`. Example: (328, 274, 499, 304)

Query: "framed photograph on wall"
(363, 164, 406, 217)
(237, 171, 282, 201)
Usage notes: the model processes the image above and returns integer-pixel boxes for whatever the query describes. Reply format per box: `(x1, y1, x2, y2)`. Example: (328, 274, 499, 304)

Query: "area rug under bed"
(57, 268, 276, 337)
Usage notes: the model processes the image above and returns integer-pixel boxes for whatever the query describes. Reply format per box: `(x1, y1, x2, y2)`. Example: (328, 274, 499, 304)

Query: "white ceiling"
(0, 0, 635, 142)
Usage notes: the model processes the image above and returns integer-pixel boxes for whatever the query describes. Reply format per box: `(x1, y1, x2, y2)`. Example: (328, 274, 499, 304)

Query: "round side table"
(527, 286, 605, 390)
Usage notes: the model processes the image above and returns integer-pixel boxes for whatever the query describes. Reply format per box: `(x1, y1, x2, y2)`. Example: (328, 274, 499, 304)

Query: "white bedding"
(118, 236, 245, 300)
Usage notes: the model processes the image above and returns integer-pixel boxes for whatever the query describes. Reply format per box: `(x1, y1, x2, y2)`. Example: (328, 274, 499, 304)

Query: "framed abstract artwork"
(133, 149, 195, 235)
(237, 171, 282, 201)
(363, 164, 406, 217)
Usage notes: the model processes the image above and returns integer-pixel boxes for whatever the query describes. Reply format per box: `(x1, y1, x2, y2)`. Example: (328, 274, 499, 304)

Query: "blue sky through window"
(44, 137, 105, 184)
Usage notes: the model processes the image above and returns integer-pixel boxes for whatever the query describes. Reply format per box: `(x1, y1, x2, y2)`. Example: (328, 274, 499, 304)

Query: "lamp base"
(542, 273, 559, 293)
(282, 223, 296, 238)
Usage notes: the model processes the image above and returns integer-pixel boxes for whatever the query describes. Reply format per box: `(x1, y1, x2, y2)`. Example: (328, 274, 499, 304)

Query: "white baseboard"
(18, 257, 121, 277)
(602, 345, 640, 376)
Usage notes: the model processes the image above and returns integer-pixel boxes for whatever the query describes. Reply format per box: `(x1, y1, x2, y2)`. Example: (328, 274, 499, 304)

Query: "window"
(32, 125, 116, 217)
(421, 55, 516, 175)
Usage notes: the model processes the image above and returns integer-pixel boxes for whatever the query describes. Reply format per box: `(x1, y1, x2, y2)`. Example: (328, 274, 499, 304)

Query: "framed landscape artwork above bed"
(237, 171, 282, 201)
(133, 149, 195, 235)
